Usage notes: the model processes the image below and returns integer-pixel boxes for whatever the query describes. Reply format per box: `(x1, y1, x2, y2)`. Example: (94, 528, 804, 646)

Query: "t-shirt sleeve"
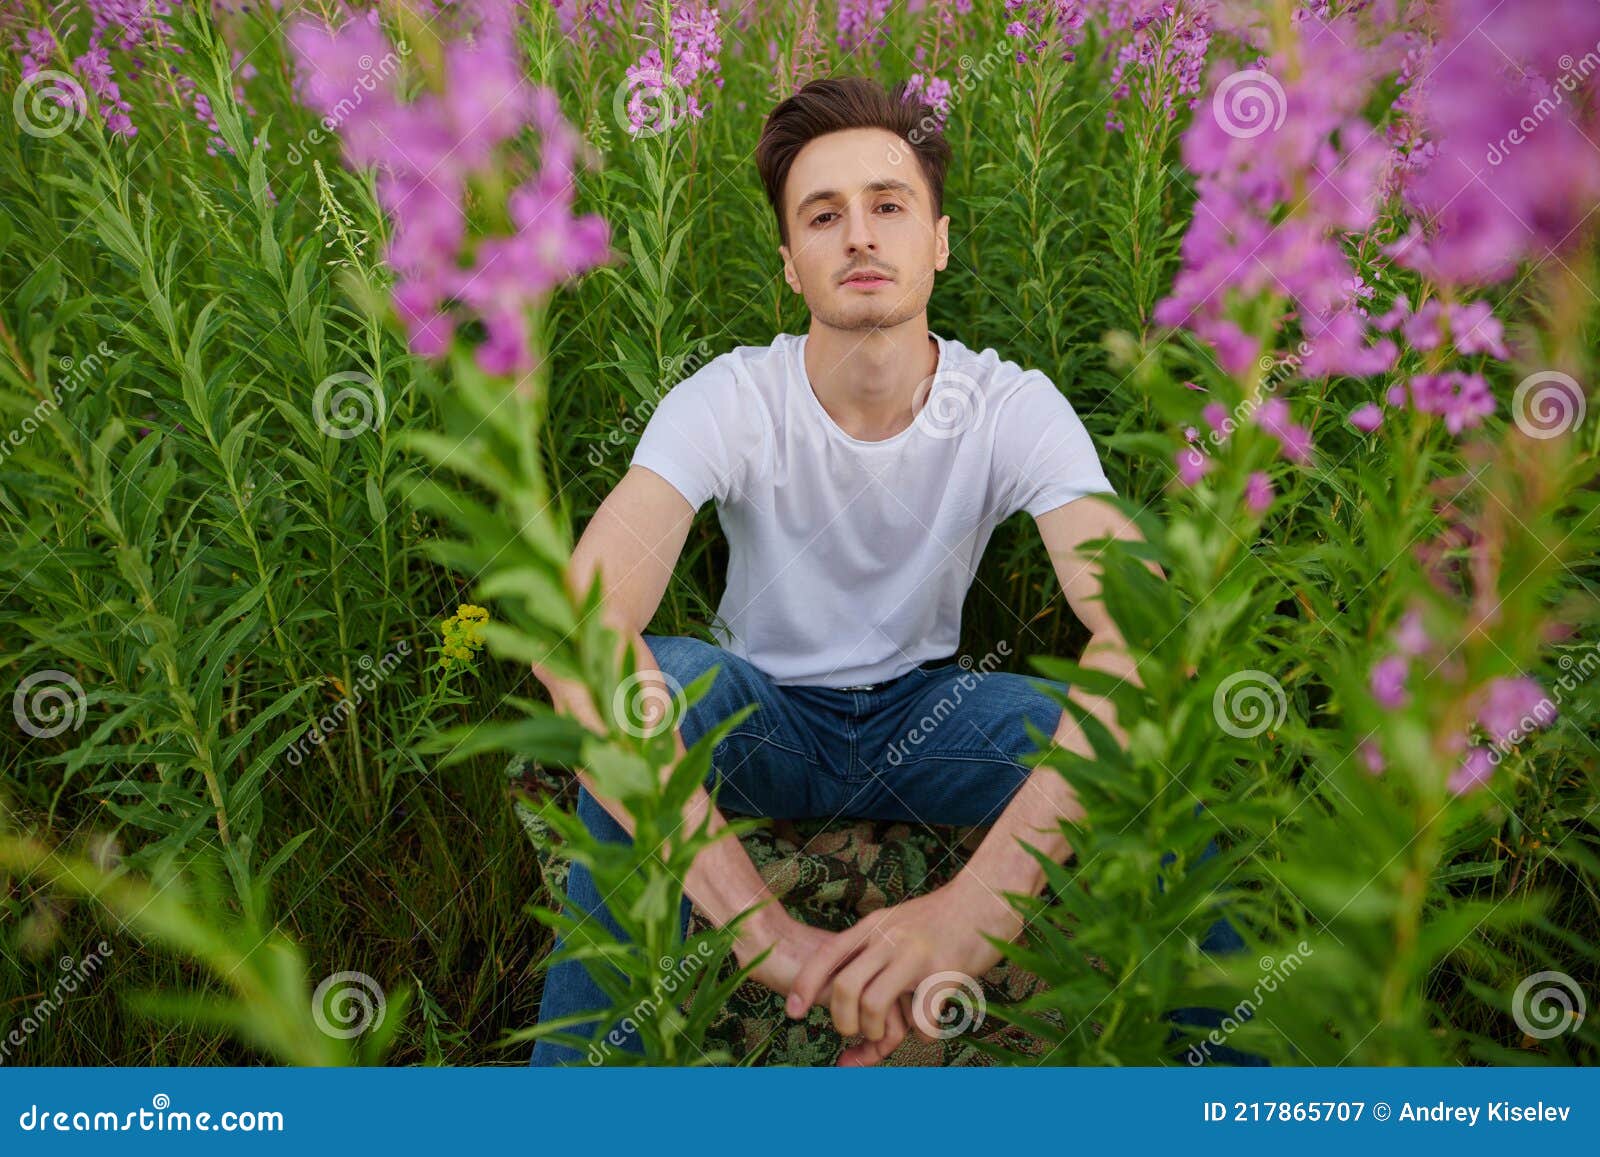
(995, 374, 1116, 520)
(628, 361, 749, 512)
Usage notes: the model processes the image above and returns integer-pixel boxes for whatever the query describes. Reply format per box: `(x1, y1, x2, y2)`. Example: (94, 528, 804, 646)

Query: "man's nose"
(845, 205, 877, 253)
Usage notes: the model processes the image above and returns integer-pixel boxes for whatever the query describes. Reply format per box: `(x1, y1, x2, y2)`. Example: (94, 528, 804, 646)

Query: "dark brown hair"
(755, 76, 952, 249)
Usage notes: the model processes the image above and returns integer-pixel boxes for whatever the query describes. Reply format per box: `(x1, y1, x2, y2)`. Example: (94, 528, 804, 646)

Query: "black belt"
(835, 654, 955, 692)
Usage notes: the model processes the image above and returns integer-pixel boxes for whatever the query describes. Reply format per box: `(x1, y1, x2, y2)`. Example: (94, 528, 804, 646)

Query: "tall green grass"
(1, 1, 1595, 1066)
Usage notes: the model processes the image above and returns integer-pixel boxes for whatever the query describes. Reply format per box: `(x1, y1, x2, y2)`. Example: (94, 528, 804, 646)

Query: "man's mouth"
(842, 271, 893, 288)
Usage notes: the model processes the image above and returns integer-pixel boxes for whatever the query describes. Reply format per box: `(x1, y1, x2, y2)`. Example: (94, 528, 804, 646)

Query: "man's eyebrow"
(794, 179, 919, 218)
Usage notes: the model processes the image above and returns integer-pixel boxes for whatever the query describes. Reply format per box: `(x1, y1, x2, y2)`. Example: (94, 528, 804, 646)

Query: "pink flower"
(1474, 676, 1554, 745)
(1448, 746, 1496, 796)
(287, 5, 611, 375)
(1176, 445, 1213, 486)
(837, 0, 892, 53)
(1155, 12, 1399, 381)
(1359, 740, 1385, 776)
(1253, 398, 1313, 464)
(1202, 401, 1231, 436)
(1244, 470, 1273, 514)
(1393, 608, 1431, 657)
(1397, 0, 1600, 287)
(1445, 301, 1510, 359)
(1348, 403, 1383, 432)
(1402, 372, 1496, 435)
(1371, 654, 1409, 709)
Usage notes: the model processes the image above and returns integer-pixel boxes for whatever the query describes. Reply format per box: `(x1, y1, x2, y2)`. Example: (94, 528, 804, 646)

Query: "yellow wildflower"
(438, 603, 490, 672)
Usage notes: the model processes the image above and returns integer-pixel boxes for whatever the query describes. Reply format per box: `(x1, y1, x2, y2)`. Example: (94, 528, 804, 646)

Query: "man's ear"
(934, 214, 950, 273)
(779, 242, 802, 294)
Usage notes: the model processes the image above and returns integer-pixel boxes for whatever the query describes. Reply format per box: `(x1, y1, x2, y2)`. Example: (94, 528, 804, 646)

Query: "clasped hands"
(734, 871, 1021, 1066)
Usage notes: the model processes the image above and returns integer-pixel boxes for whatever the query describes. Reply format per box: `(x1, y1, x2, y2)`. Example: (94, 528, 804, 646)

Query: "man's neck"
(803, 319, 940, 443)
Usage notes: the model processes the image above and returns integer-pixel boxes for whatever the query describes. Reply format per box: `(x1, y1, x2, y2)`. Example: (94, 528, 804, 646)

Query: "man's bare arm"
(947, 492, 1156, 924)
(531, 466, 797, 968)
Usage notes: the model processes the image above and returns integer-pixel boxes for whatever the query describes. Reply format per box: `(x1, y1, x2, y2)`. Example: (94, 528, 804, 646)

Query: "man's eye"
(878, 203, 902, 214)
(812, 211, 836, 226)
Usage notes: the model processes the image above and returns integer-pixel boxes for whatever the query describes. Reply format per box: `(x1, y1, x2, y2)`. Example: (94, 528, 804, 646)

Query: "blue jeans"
(529, 634, 1250, 1066)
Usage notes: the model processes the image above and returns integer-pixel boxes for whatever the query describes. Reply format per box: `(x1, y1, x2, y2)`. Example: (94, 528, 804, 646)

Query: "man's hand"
(785, 873, 1021, 1051)
(738, 906, 920, 1066)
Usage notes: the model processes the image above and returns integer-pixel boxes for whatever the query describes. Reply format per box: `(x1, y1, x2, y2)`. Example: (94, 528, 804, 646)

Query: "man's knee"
(986, 673, 1070, 762)
(640, 634, 726, 694)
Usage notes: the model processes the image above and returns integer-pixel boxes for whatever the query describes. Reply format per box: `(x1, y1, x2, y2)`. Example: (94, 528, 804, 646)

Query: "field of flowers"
(1, 0, 1597, 1067)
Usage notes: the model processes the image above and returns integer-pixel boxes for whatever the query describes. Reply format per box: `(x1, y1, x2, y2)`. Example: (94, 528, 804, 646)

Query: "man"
(529, 76, 1150, 1067)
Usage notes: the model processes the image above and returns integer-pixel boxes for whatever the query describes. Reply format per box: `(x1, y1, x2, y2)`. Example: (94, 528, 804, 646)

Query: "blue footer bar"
(3, 1068, 1590, 1153)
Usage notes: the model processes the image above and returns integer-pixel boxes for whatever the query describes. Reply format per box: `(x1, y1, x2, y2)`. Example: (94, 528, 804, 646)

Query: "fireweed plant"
(0, 0, 1595, 1067)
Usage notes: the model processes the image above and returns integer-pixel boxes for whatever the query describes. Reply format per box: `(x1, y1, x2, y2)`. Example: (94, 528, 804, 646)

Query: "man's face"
(777, 127, 950, 332)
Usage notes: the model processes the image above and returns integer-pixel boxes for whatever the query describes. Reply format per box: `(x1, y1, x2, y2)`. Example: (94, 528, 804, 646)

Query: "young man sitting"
(531, 76, 1161, 1067)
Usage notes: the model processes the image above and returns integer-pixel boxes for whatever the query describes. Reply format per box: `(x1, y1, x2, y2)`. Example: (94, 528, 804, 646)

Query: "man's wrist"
(731, 897, 793, 964)
(944, 869, 1026, 945)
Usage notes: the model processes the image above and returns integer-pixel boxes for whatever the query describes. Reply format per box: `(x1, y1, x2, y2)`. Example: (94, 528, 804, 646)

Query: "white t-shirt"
(629, 330, 1115, 688)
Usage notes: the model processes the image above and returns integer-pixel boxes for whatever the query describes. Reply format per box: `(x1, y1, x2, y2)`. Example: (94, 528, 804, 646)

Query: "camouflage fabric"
(508, 755, 1060, 1066)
